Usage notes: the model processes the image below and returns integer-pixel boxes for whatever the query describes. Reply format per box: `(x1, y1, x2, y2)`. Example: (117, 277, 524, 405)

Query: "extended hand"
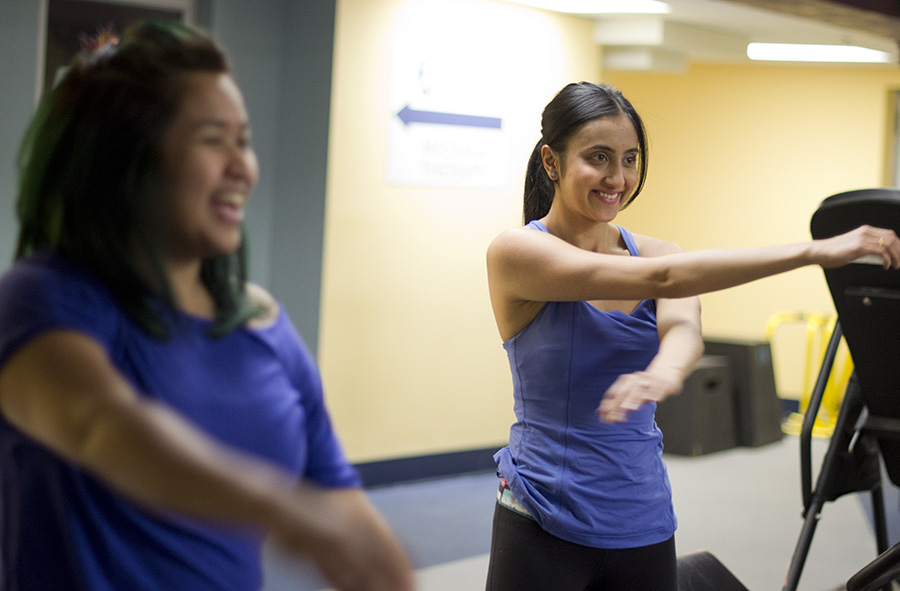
(270, 485, 417, 591)
(815, 225, 900, 270)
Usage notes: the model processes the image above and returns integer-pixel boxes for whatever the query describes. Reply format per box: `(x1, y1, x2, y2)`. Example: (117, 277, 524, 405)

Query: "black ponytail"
(523, 138, 554, 224)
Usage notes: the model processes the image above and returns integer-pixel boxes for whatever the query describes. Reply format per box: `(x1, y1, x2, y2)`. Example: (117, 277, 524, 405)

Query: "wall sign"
(386, 1, 507, 190)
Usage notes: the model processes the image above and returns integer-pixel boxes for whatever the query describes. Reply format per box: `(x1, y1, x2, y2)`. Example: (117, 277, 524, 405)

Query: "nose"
(604, 161, 625, 188)
(226, 143, 258, 184)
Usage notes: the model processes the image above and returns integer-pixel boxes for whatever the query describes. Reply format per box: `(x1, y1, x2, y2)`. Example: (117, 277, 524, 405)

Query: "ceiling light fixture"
(747, 43, 892, 64)
(504, 0, 670, 15)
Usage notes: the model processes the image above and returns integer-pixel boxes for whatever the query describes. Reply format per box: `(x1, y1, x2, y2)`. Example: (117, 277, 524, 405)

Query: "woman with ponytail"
(485, 81, 899, 590)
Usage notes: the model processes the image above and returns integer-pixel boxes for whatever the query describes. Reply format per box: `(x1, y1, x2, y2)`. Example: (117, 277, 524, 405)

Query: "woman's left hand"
(597, 370, 682, 423)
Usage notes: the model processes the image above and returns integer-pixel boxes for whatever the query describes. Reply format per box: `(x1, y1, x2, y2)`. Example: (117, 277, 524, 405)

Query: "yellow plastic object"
(766, 311, 852, 437)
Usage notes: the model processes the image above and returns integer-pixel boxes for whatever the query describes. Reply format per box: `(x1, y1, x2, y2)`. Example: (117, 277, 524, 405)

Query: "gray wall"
(0, 1, 42, 270)
(0, 0, 335, 352)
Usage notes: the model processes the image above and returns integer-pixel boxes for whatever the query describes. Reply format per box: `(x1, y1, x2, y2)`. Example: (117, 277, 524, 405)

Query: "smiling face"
(542, 114, 640, 225)
(156, 72, 258, 265)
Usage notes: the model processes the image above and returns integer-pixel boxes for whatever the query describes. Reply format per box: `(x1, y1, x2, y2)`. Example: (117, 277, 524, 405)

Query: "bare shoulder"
(488, 226, 538, 250)
(245, 282, 280, 329)
(631, 232, 685, 257)
(487, 227, 530, 266)
(487, 225, 568, 262)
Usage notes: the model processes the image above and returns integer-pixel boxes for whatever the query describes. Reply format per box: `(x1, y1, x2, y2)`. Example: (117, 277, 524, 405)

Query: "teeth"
(598, 191, 618, 200)
(217, 194, 244, 207)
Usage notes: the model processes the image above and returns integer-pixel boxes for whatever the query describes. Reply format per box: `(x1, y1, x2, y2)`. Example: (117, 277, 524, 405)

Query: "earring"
(549, 171, 558, 180)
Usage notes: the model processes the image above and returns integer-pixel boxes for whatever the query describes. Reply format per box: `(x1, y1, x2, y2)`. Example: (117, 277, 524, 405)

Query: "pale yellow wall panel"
(322, 0, 601, 462)
(611, 64, 900, 398)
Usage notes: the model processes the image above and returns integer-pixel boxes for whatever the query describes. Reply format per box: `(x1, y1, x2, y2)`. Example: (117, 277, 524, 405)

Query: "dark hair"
(15, 20, 258, 337)
(523, 82, 649, 223)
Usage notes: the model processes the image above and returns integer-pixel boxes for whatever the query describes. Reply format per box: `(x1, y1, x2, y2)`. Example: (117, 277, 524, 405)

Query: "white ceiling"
(572, 0, 900, 70)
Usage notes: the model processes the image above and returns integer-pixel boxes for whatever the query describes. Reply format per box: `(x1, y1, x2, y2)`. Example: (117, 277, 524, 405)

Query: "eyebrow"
(587, 144, 640, 153)
(192, 118, 251, 132)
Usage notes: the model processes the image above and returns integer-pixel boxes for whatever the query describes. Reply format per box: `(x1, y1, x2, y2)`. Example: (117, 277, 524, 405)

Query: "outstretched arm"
(488, 224, 900, 305)
(488, 223, 899, 342)
(0, 330, 415, 591)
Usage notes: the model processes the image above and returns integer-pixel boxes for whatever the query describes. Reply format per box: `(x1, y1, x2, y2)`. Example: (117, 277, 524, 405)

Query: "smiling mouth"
(213, 195, 246, 224)
(592, 190, 620, 204)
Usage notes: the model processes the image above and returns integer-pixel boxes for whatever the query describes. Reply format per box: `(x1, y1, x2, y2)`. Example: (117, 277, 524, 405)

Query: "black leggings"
(485, 504, 677, 591)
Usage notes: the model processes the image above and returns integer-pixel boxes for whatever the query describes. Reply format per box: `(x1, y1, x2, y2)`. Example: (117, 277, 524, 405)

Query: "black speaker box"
(704, 338, 784, 448)
(656, 355, 737, 457)
(678, 550, 750, 591)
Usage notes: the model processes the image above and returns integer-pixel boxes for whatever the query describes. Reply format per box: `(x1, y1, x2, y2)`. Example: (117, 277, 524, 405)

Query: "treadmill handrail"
(800, 322, 843, 514)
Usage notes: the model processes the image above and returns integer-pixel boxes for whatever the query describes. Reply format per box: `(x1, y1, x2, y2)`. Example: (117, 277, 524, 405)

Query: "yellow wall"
(610, 64, 900, 399)
(320, 0, 601, 462)
(321, 0, 900, 462)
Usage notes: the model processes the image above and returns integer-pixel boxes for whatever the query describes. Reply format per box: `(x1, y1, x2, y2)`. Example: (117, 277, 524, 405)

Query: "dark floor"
(261, 436, 900, 591)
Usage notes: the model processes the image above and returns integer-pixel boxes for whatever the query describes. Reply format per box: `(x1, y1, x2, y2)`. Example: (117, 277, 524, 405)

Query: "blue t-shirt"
(494, 221, 676, 549)
(0, 251, 360, 591)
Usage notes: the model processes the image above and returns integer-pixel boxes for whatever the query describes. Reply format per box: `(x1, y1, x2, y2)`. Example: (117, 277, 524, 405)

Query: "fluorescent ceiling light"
(505, 0, 670, 14)
(747, 43, 892, 63)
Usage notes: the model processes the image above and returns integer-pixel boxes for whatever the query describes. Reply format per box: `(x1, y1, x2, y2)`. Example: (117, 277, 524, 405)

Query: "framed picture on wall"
(39, 0, 198, 97)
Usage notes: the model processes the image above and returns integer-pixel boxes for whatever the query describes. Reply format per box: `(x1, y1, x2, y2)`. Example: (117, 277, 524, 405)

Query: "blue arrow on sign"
(397, 105, 501, 129)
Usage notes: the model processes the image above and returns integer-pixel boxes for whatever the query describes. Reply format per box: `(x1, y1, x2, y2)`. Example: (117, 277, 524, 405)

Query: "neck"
(165, 258, 216, 318)
(541, 210, 618, 254)
(130, 243, 217, 319)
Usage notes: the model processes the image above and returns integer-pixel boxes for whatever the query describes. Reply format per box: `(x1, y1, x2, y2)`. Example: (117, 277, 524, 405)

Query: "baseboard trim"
(352, 400, 802, 489)
(781, 398, 800, 416)
(355, 446, 500, 488)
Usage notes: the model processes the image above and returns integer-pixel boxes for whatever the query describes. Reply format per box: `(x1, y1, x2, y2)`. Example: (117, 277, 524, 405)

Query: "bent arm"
(0, 330, 301, 526)
(0, 330, 415, 591)
(647, 294, 705, 388)
(597, 239, 705, 422)
(598, 295, 704, 422)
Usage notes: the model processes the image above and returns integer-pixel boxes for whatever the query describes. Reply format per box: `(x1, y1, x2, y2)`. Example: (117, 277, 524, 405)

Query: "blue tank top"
(494, 221, 676, 549)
